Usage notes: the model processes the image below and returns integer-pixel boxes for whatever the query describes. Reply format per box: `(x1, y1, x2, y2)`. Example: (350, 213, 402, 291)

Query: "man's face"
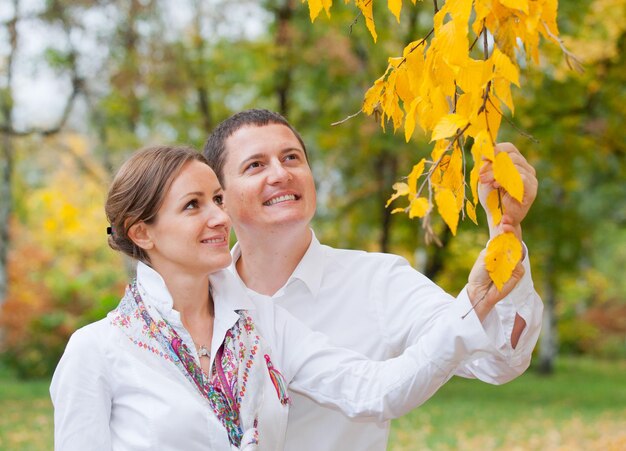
(221, 124, 316, 235)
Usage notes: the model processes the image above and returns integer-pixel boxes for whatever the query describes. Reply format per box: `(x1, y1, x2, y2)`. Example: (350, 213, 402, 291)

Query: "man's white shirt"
(230, 231, 543, 451)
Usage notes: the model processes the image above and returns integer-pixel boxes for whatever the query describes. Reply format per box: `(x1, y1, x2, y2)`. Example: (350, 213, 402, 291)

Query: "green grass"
(389, 356, 626, 450)
(1, 357, 625, 450)
(0, 366, 53, 451)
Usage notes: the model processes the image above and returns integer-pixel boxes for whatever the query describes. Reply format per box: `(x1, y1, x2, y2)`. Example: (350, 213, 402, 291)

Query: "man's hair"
(203, 109, 308, 187)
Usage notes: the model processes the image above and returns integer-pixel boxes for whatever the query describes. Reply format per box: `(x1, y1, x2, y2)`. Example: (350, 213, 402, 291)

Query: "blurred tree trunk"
(274, 0, 295, 116)
(376, 152, 397, 253)
(538, 248, 558, 374)
(0, 136, 13, 307)
(191, 0, 213, 132)
(0, 1, 19, 307)
(0, 0, 80, 305)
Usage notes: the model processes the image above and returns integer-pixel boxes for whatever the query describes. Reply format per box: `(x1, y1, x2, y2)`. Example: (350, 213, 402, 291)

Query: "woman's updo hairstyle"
(105, 145, 208, 264)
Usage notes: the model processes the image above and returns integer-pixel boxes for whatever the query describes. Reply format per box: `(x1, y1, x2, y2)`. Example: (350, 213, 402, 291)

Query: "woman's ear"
(128, 221, 154, 250)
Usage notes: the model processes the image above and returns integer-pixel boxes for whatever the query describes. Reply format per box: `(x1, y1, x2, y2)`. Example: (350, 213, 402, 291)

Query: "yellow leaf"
(407, 158, 426, 196)
(409, 197, 430, 218)
(388, 0, 402, 22)
(305, 0, 330, 22)
(391, 207, 407, 214)
(386, 182, 409, 207)
(435, 188, 460, 235)
(493, 77, 514, 114)
(431, 113, 468, 141)
(493, 151, 524, 202)
(541, 0, 559, 39)
(404, 98, 419, 142)
(491, 47, 520, 87)
(363, 77, 385, 115)
(486, 189, 502, 225)
(356, 0, 377, 42)
(438, 146, 464, 210)
(485, 232, 522, 290)
(466, 200, 478, 224)
(443, 0, 473, 21)
(500, 0, 529, 14)
(395, 66, 413, 105)
(470, 100, 502, 142)
(431, 20, 469, 69)
(456, 58, 492, 94)
(431, 139, 450, 162)
(469, 130, 494, 203)
(493, 16, 519, 61)
(472, 129, 495, 161)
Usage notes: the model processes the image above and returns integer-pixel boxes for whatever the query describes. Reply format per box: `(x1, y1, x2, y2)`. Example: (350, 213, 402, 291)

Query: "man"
(203, 109, 542, 451)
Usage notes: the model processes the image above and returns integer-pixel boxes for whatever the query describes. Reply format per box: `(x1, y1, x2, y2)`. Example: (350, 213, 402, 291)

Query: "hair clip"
(107, 226, 113, 236)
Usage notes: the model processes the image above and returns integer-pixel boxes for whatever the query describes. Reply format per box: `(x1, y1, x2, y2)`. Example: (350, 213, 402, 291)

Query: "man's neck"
(235, 226, 312, 296)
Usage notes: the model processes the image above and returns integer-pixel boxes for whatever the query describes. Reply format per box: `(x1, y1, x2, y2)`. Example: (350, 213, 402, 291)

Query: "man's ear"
(128, 221, 154, 250)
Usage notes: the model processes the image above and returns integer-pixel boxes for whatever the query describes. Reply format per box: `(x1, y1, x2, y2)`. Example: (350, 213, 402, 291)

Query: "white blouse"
(51, 262, 501, 450)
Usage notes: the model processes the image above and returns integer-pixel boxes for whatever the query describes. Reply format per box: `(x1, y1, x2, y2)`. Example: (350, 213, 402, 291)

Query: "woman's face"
(142, 161, 232, 278)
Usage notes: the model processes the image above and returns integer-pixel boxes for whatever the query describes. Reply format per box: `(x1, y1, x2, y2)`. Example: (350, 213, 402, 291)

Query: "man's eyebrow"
(239, 153, 265, 169)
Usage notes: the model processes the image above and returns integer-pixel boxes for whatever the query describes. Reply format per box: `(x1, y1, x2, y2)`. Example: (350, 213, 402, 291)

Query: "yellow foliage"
(431, 113, 468, 141)
(305, 0, 568, 285)
(493, 151, 525, 202)
(485, 232, 522, 290)
(388, 0, 403, 22)
(486, 189, 503, 226)
(435, 187, 460, 235)
(409, 197, 430, 218)
(466, 200, 478, 224)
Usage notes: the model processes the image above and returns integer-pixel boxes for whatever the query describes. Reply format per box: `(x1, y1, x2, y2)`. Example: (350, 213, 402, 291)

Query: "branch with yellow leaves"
(304, 0, 579, 289)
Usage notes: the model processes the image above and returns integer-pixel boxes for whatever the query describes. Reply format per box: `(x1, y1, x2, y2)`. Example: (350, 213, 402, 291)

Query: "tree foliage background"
(0, 0, 624, 378)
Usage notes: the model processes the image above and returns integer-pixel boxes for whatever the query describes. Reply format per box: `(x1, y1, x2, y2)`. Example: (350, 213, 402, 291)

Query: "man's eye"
(213, 195, 224, 206)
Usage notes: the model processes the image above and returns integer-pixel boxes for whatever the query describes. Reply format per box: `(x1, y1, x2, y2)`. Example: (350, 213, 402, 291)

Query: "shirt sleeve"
(50, 325, 113, 451)
(273, 294, 501, 421)
(375, 244, 543, 384)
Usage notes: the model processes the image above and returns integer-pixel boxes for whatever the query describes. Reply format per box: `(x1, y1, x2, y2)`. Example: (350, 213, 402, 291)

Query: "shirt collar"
(136, 261, 174, 313)
(135, 261, 255, 319)
(230, 229, 325, 299)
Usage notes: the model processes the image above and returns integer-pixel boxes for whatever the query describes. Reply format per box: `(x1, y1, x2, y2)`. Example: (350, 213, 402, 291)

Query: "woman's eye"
(213, 195, 224, 206)
(184, 200, 199, 210)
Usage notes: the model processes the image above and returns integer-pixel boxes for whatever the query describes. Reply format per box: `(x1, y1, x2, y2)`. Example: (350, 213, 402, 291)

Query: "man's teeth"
(202, 237, 224, 244)
(264, 194, 296, 206)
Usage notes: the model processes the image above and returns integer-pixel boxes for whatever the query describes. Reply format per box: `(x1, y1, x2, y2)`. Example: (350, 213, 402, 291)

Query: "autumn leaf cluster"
(305, 0, 566, 289)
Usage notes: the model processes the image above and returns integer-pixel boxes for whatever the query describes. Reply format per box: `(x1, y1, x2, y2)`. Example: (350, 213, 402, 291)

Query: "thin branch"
(542, 21, 584, 74)
(348, 0, 371, 36)
(331, 109, 363, 126)
(469, 22, 486, 52)
(487, 97, 539, 144)
(0, 72, 82, 138)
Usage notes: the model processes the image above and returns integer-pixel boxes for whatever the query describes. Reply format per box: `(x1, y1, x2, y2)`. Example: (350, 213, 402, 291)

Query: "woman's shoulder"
(64, 317, 116, 356)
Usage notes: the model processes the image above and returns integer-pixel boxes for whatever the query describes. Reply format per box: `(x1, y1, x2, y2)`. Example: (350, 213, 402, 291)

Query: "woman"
(51, 146, 505, 450)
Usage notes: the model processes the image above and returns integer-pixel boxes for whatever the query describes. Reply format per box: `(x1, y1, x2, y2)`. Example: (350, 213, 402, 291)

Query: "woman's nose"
(207, 204, 231, 229)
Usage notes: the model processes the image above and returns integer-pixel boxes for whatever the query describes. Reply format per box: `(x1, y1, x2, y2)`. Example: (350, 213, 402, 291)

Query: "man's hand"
(478, 142, 538, 241)
(467, 248, 525, 320)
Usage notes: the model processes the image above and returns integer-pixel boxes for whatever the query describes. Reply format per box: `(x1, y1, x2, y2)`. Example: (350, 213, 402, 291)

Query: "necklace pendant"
(197, 345, 211, 358)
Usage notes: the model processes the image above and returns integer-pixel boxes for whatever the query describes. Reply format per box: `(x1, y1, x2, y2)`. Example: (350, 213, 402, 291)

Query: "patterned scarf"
(109, 281, 289, 450)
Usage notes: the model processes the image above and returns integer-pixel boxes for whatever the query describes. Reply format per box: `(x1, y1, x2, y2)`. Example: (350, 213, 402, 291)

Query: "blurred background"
(0, 0, 624, 449)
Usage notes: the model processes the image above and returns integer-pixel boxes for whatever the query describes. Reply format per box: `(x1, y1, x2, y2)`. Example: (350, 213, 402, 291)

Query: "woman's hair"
(105, 145, 208, 264)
